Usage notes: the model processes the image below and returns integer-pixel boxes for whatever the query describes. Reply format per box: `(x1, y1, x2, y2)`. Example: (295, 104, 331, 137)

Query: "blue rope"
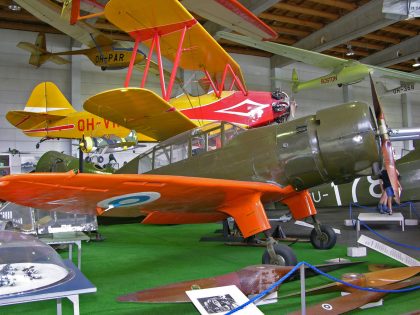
(358, 220, 420, 250)
(226, 261, 420, 314)
(349, 203, 420, 250)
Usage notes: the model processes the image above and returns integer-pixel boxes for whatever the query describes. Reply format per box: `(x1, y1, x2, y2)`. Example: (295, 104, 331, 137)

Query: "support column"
(401, 91, 413, 151)
(270, 64, 282, 92)
(342, 85, 353, 103)
(70, 39, 82, 155)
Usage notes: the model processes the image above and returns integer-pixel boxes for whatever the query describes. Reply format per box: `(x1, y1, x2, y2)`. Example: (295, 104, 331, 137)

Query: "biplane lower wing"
(0, 172, 315, 238)
(83, 88, 197, 141)
(6, 110, 65, 130)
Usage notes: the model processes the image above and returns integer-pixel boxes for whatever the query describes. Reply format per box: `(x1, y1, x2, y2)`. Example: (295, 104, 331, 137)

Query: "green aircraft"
(309, 143, 420, 208)
(217, 32, 420, 93)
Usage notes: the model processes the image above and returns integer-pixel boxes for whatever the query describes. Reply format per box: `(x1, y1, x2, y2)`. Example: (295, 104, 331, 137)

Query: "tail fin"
(25, 82, 76, 115)
(17, 33, 69, 67)
(292, 69, 299, 93)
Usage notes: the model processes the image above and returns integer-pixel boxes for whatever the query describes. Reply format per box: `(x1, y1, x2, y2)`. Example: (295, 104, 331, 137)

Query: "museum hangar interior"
(0, 0, 419, 314)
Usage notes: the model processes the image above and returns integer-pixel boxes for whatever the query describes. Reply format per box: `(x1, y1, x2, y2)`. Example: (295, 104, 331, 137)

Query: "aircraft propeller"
(369, 74, 400, 203)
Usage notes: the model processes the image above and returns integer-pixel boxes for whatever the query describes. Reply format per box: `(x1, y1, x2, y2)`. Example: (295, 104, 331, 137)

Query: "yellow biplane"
(6, 82, 150, 152)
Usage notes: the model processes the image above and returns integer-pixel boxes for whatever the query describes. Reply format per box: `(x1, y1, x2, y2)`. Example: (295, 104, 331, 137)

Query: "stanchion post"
(300, 264, 306, 315)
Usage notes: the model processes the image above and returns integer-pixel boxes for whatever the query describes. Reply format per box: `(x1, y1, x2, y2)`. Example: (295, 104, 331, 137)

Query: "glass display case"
(0, 231, 73, 296)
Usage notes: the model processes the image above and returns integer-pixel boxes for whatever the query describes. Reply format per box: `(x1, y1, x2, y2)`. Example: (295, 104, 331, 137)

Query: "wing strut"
(125, 27, 188, 101)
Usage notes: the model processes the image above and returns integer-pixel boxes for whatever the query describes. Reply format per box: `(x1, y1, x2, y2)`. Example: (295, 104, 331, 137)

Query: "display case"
(0, 231, 73, 296)
(0, 155, 10, 177)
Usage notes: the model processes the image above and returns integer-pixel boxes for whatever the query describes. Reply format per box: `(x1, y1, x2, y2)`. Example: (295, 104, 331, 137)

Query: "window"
(154, 146, 171, 169)
(172, 142, 189, 163)
(138, 153, 153, 173)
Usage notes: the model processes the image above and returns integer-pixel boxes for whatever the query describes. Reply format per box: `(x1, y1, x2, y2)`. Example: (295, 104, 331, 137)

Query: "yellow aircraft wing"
(104, 0, 246, 87)
(84, 88, 198, 141)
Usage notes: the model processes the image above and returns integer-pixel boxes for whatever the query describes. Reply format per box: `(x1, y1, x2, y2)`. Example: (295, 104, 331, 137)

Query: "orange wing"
(0, 172, 315, 238)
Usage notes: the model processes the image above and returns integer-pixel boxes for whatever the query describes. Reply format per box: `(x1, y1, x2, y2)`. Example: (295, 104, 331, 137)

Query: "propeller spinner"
(369, 74, 401, 203)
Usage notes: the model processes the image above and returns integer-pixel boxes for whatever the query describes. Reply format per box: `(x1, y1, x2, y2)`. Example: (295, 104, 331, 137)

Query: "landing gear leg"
(309, 215, 337, 250)
(261, 230, 297, 266)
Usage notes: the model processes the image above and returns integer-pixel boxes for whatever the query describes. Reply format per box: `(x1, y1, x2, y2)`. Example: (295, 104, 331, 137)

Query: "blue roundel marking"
(109, 195, 151, 207)
(97, 192, 161, 211)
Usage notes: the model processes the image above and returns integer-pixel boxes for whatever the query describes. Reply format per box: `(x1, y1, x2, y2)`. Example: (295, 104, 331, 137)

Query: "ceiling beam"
(270, 25, 310, 37)
(383, 26, 417, 37)
(308, 0, 356, 11)
(326, 47, 369, 57)
(360, 35, 420, 67)
(0, 20, 61, 34)
(349, 40, 385, 50)
(363, 33, 400, 44)
(271, 0, 403, 68)
(273, 3, 339, 20)
(259, 12, 323, 29)
(203, 0, 281, 36)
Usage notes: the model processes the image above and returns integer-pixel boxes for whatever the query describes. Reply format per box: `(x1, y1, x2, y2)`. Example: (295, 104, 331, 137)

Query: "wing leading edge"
(0, 172, 315, 238)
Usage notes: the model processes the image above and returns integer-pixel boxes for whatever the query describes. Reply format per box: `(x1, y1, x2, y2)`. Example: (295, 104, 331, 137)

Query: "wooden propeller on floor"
(281, 266, 420, 297)
(287, 275, 420, 315)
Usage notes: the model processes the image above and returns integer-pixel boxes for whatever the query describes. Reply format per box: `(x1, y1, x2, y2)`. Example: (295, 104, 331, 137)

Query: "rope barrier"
(226, 261, 420, 314)
(349, 202, 420, 250)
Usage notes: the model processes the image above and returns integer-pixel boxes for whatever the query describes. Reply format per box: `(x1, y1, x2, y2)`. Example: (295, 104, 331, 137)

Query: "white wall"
(0, 28, 418, 171)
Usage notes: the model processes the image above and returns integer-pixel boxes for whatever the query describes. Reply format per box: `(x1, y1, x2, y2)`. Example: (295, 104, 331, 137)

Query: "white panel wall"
(0, 29, 72, 172)
(0, 29, 419, 171)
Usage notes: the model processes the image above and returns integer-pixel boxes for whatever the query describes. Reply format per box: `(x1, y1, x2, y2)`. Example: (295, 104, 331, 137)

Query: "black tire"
(97, 156, 104, 163)
(310, 225, 337, 250)
(262, 244, 298, 266)
(85, 157, 92, 163)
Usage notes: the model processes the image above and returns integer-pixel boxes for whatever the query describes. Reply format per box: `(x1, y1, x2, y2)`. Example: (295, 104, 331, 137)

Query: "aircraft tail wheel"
(310, 225, 337, 250)
(262, 239, 298, 266)
(97, 156, 104, 163)
(85, 156, 92, 163)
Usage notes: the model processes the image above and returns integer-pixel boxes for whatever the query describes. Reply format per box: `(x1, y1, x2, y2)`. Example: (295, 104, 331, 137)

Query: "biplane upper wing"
(84, 88, 197, 141)
(0, 172, 306, 238)
(104, 0, 246, 86)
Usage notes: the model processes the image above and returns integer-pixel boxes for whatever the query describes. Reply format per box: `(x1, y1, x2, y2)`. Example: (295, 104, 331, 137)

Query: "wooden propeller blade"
(281, 266, 420, 297)
(287, 276, 420, 315)
(369, 74, 400, 203)
(117, 262, 362, 303)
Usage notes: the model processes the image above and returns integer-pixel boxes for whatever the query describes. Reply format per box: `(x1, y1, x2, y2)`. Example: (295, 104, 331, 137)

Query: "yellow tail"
(25, 82, 76, 115)
(6, 82, 76, 131)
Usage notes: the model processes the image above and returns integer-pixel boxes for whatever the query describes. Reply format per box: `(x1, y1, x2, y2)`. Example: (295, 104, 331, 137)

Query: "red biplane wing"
(0, 172, 313, 238)
(104, 0, 246, 87)
(182, 0, 277, 40)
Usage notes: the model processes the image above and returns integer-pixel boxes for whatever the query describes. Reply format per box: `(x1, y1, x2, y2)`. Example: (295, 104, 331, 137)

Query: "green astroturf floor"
(1, 223, 419, 314)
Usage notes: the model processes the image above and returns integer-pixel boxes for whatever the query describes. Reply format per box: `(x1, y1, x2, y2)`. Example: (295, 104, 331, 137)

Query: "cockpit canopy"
(138, 122, 245, 173)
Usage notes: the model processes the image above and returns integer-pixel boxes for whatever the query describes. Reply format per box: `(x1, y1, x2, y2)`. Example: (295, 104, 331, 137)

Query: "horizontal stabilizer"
(17, 42, 47, 55)
(6, 110, 65, 130)
(84, 88, 197, 141)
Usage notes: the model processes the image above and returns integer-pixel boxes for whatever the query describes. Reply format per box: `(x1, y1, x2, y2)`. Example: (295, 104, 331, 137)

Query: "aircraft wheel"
(310, 225, 336, 250)
(5, 221, 13, 230)
(97, 156, 104, 163)
(85, 157, 92, 163)
(262, 244, 297, 266)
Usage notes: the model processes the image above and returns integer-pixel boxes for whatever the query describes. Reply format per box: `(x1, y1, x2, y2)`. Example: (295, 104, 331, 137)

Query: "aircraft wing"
(104, 0, 246, 87)
(0, 171, 297, 238)
(182, 0, 277, 40)
(84, 88, 197, 141)
(370, 65, 420, 83)
(217, 31, 346, 69)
